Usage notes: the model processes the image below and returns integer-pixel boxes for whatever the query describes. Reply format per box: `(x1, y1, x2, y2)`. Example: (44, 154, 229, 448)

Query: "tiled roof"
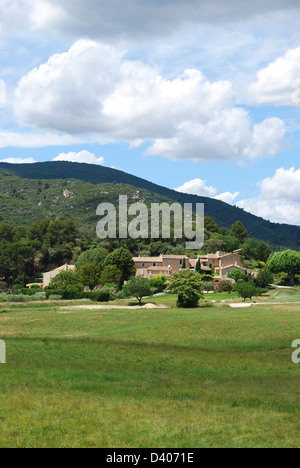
(133, 257, 163, 263)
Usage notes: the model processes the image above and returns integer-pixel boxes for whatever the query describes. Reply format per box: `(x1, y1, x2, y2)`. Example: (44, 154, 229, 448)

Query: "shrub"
(86, 291, 110, 302)
(48, 294, 63, 301)
(228, 269, 246, 281)
(203, 282, 215, 292)
(218, 281, 232, 293)
(100, 266, 121, 285)
(234, 281, 258, 301)
(7, 295, 29, 303)
(169, 270, 203, 308)
(255, 268, 274, 288)
(149, 275, 167, 293)
(0, 281, 8, 293)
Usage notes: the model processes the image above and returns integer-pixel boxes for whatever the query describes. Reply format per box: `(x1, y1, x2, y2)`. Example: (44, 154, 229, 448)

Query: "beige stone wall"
(43, 264, 75, 288)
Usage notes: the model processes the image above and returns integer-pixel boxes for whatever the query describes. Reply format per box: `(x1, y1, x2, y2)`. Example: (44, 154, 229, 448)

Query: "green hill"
(0, 161, 299, 250)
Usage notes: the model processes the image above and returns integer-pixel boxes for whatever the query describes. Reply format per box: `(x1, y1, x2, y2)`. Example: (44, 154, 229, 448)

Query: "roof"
(133, 257, 163, 263)
(162, 255, 189, 259)
(43, 264, 76, 276)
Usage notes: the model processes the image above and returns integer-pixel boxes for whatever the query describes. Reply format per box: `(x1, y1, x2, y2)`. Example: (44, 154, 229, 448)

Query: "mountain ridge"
(0, 161, 299, 250)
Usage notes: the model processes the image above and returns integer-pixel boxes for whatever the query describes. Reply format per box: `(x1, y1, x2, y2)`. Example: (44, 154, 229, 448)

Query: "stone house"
(43, 264, 76, 288)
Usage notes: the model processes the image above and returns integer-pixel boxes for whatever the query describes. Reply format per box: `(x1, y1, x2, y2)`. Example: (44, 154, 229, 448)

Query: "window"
(179, 260, 183, 265)
(152, 263, 157, 267)
(141, 263, 146, 268)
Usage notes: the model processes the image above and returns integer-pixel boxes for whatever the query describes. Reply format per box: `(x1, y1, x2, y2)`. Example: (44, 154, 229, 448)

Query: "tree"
(228, 269, 246, 281)
(218, 280, 232, 292)
(234, 281, 258, 301)
(123, 276, 152, 305)
(267, 250, 300, 286)
(255, 268, 274, 289)
(0, 223, 15, 245)
(76, 247, 108, 269)
(104, 247, 135, 288)
(195, 258, 202, 274)
(100, 265, 121, 285)
(182, 258, 186, 269)
(78, 262, 102, 290)
(150, 275, 167, 293)
(243, 239, 272, 263)
(169, 270, 203, 308)
(231, 221, 248, 243)
(48, 270, 84, 299)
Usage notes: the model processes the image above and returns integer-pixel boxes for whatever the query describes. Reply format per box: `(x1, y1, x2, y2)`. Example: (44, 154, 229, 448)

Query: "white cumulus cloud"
(0, 157, 36, 164)
(237, 167, 300, 225)
(175, 178, 240, 205)
(215, 191, 240, 204)
(245, 46, 300, 106)
(14, 40, 286, 163)
(53, 150, 104, 165)
(175, 178, 217, 198)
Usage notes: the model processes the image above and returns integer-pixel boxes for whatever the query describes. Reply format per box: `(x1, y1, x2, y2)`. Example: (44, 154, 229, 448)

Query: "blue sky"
(0, 0, 300, 225)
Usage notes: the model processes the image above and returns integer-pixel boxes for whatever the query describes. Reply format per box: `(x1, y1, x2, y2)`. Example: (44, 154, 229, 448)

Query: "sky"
(0, 0, 300, 225)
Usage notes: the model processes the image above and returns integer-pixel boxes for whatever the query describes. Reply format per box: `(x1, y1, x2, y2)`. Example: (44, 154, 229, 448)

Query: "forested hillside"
(0, 161, 299, 250)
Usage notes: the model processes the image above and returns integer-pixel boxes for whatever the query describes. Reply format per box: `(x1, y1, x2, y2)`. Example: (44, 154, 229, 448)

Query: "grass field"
(0, 300, 300, 448)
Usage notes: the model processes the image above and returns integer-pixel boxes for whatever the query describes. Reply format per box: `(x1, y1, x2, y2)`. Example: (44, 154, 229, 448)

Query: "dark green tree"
(104, 247, 135, 288)
(267, 250, 300, 286)
(78, 262, 102, 290)
(123, 276, 152, 305)
(231, 221, 248, 243)
(169, 270, 203, 308)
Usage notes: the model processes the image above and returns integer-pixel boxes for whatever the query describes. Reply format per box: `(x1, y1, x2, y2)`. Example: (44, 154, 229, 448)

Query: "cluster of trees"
(0, 215, 299, 298)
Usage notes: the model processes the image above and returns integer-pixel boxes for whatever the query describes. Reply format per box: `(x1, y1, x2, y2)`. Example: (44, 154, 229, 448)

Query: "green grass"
(267, 290, 300, 303)
(0, 301, 300, 448)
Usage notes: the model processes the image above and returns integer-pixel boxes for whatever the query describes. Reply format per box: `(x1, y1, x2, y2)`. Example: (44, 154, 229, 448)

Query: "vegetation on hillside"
(0, 161, 299, 250)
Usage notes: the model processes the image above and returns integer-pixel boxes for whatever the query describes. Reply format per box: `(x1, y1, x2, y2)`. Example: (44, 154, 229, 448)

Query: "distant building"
(133, 250, 247, 283)
(43, 264, 76, 288)
(133, 255, 190, 279)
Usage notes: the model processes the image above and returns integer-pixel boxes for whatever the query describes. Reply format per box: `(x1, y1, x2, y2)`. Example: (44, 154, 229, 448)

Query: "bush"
(7, 295, 29, 303)
(203, 282, 215, 292)
(177, 293, 199, 308)
(0, 281, 8, 293)
(86, 291, 110, 302)
(46, 284, 84, 300)
(228, 269, 246, 281)
(234, 281, 258, 301)
(218, 281, 232, 292)
(169, 270, 203, 308)
(48, 294, 63, 301)
(149, 275, 167, 293)
(255, 269, 274, 288)
(110, 290, 125, 301)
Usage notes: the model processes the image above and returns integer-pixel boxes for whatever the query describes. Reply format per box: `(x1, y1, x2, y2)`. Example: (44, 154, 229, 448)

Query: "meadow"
(0, 297, 300, 448)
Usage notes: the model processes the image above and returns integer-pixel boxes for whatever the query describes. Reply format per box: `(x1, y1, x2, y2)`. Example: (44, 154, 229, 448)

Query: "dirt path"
(60, 303, 167, 312)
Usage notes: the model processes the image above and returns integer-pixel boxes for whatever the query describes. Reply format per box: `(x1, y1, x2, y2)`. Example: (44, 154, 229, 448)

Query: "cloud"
(237, 167, 300, 225)
(215, 191, 240, 204)
(0, 157, 36, 164)
(53, 150, 104, 165)
(0, 130, 82, 148)
(245, 46, 300, 106)
(14, 40, 286, 163)
(175, 178, 240, 205)
(25, 0, 300, 42)
(0, 0, 30, 32)
(175, 178, 217, 198)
